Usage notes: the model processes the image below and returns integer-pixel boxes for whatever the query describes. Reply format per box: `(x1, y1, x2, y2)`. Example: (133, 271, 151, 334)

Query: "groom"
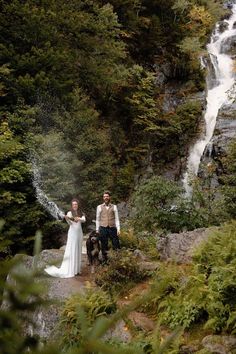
(96, 191, 120, 262)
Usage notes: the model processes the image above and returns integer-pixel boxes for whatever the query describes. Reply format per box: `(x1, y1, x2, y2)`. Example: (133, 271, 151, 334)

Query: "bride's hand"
(74, 217, 80, 222)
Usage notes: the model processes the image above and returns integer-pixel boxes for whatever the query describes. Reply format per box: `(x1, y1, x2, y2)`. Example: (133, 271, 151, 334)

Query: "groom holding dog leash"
(96, 191, 120, 262)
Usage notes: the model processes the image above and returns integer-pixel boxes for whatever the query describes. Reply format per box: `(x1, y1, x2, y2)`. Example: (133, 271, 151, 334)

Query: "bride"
(45, 198, 86, 278)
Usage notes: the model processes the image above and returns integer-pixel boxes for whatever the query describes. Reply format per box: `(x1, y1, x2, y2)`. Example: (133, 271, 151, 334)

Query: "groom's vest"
(100, 204, 116, 228)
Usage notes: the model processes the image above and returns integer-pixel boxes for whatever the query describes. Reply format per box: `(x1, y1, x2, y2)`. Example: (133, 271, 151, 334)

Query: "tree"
(0, 112, 65, 255)
(0, 120, 37, 253)
(220, 139, 236, 218)
(0, 0, 77, 106)
(54, 88, 115, 210)
(130, 176, 182, 232)
(0, 0, 129, 108)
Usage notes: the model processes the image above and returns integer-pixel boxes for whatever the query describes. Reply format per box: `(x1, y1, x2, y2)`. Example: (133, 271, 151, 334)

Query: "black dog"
(86, 231, 101, 267)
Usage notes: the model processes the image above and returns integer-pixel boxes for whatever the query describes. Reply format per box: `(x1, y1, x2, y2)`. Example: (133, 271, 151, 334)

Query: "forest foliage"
(1, 2, 236, 352)
(0, 224, 181, 354)
(141, 221, 236, 334)
(0, 0, 227, 253)
(1, 220, 236, 353)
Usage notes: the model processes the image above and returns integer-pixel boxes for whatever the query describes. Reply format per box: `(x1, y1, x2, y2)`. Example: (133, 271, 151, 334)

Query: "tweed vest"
(99, 204, 116, 227)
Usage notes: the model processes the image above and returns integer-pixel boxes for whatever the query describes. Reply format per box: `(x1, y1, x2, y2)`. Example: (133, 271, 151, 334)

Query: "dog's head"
(89, 231, 99, 243)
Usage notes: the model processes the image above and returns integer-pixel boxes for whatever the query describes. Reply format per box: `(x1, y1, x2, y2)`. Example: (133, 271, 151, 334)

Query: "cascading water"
(183, 3, 236, 195)
(31, 158, 65, 220)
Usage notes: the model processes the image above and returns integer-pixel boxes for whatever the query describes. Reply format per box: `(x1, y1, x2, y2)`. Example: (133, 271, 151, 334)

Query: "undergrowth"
(94, 249, 148, 294)
(59, 287, 117, 350)
(119, 228, 159, 260)
(140, 221, 236, 334)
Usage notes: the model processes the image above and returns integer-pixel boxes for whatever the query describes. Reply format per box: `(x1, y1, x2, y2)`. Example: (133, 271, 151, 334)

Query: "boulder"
(202, 335, 236, 354)
(2, 250, 90, 340)
(127, 311, 155, 332)
(157, 228, 214, 263)
(104, 320, 132, 343)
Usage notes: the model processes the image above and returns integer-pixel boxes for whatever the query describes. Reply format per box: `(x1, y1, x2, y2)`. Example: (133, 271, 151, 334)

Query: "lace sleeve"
(65, 211, 73, 225)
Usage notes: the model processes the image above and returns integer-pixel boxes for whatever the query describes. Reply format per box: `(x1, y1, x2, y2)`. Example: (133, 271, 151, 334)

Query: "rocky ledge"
(157, 227, 215, 264)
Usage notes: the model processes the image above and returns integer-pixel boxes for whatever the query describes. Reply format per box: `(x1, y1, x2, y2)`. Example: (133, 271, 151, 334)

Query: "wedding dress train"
(45, 212, 85, 278)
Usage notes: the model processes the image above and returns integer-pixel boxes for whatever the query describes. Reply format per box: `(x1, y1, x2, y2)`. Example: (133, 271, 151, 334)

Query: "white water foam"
(31, 158, 65, 219)
(183, 4, 236, 195)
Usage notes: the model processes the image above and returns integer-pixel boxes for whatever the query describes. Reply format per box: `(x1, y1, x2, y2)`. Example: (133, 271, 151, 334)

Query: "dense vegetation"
(1, 2, 236, 353)
(0, 0, 228, 254)
(1, 219, 236, 353)
(51, 221, 236, 352)
(141, 222, 236, 333)
(130, 173, 229, 234)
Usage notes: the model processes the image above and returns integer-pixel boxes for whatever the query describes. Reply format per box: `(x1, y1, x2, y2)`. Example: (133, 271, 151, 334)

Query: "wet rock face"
(213, 106, 236, 154)
(220, 34, 236, 55)
(218, 20, 229, 33)
(157, 228, 214, 264)
(117, 201, 129, 220)
(199, 102, 236, 187)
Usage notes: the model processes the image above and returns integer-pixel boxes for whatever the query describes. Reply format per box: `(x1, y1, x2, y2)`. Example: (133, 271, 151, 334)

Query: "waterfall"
(183, 3, 236, 195)
(31, 158, 65, 220)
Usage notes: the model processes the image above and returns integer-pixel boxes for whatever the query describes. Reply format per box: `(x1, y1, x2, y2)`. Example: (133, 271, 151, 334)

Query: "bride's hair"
(71, 198, 84, 217)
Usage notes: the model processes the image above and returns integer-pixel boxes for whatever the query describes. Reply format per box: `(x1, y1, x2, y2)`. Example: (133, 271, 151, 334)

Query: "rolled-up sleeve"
(114, 205, 120, 233)
(96, 205, 101, 232)
(80, 215, 86, 223)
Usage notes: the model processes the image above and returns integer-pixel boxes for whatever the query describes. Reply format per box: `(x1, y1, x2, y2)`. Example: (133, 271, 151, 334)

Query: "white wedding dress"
(44, 211, 85, 278)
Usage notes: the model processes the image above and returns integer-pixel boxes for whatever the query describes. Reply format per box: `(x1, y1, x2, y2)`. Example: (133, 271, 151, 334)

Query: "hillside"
(1, 0, 232, 255)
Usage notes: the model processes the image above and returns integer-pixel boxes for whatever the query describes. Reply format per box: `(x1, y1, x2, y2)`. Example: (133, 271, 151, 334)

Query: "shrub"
(119, 228, 139, 250)
(193, 221, 236, 332)
(140, 263, 187, 318)
(95, 249, 147, 294)
(220, 139, 236, 218)
(119, 228, 159, 259)
(130, 176, 182, 233)
(141, 263, 208, 330)
(142, 222, 236, 333)
(59, 287, 117, 350)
